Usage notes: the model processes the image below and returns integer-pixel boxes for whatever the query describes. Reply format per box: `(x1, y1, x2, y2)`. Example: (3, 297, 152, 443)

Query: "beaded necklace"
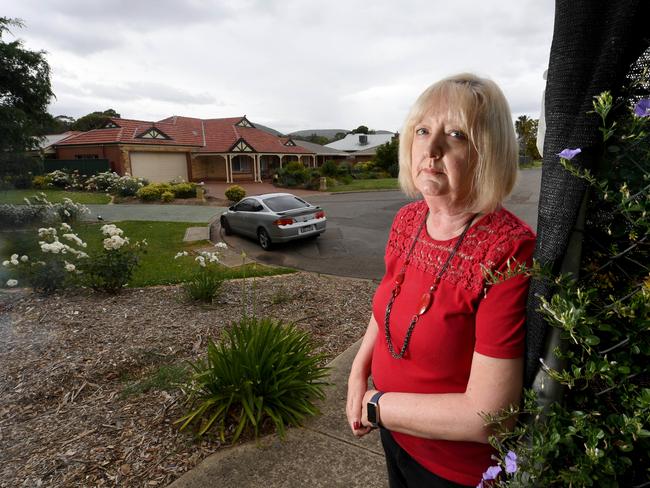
(384, 210, 476, 359)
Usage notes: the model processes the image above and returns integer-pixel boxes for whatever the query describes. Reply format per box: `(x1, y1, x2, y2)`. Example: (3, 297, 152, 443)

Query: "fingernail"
(353, 421, 361, 430)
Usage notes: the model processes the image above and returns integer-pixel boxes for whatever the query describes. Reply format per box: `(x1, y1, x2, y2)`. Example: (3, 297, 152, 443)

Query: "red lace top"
(371, 200, 535, 486)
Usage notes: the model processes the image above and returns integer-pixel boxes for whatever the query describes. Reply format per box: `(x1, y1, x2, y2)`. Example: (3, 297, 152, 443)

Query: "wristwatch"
(367, 391, 385, 428)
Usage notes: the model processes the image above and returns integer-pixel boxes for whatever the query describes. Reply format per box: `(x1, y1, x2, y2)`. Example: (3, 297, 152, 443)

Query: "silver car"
(220, 193, 327, 250)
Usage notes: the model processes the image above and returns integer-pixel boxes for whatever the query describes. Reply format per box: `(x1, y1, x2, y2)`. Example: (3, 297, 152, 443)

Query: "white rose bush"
(2, 222, 146, 294)
(78, 224, 147, 293)
(2, 224, 88, 293)
(174, 243, 227, 303)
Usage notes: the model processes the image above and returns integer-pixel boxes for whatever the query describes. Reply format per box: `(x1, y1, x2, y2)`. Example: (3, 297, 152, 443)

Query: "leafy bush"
(137, 184, 164, 201)
(32, 175, 51, 189)
(337, 161, 353, 176)
(112, 174, 147, 197)
(161, 191, 175, 202)
(0, 204, 50, 228)
(172, 183, 197, 199)
(47, 170, 71, 188)
(78, 224, 146, 293)
(275, 161, 310, 188)
(84, 171, 120, 192)
(0, 194, 89, 228)
(177, 316, 329, 441)
(225, 185, 246, 202)
(2, 223, 88, 293)
(320, 160, 339, 178)
(484, 92, 650, 487)
(175, 245, 227, 303)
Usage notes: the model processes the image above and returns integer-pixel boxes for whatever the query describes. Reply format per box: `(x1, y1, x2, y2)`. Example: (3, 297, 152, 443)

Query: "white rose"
(215, 242, 227, 249)
(10, 254, 18, 261)
(2, 260, 9, 267)
(20, 255, 28, 262)
(6, 279, 18, 287)
(65, 262, 76, 272)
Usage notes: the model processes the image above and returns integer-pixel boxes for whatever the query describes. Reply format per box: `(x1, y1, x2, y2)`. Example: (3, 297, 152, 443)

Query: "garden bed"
(0, 272, 375, 487)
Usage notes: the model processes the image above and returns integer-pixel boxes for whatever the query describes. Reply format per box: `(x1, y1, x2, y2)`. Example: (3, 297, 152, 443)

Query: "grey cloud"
(82, 81, 221, 105)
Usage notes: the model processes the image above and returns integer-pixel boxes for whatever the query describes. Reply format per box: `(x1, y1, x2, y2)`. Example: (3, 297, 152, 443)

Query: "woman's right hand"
(346, 372, 372, 437)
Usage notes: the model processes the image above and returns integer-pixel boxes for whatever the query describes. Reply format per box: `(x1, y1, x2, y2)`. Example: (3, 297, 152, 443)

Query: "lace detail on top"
(386, 201, 534, 294)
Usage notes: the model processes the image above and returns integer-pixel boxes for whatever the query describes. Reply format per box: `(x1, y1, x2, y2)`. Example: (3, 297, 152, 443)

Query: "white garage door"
(130, 152, 188, 183)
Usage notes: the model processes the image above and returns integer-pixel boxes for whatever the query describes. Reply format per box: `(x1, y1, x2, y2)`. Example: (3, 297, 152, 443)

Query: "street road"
(219, 169, 541, 280)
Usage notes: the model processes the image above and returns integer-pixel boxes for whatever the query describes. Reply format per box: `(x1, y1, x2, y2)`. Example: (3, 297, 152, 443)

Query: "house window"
(75, 154, 99, 159)
(232, 156, 251, 172)
(104, 121, 119, 128)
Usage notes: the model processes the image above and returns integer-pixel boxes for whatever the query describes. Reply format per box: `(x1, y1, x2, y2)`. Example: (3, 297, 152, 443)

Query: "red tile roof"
(55, 116, 314, 155)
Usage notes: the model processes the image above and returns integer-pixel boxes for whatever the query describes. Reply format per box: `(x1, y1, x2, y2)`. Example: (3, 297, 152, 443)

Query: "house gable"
(103, 121, 120, 129)
(136, 127, 171, 140)
(235, 117, 255, 129)
(229, 138, 255, 152)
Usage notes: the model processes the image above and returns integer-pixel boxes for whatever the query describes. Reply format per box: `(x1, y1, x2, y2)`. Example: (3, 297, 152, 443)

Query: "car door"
(229, 199, 257, 237)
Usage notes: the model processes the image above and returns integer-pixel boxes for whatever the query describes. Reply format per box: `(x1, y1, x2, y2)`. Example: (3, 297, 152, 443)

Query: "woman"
(346, 73, 535, 487)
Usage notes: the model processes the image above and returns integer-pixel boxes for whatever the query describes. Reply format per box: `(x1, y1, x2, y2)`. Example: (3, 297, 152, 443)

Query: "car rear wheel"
(221, 216, 232, 235)
(257, 228, 272, 250)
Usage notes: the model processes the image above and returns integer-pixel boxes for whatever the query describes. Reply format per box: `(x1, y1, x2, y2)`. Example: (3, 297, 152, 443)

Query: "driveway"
(217, 169, 541, 281)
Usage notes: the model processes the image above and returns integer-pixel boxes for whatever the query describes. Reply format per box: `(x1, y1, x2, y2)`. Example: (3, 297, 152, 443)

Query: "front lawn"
(1, 221, 294, 287)
(0, 189, 111, 205)
(328, 178, 399, 192)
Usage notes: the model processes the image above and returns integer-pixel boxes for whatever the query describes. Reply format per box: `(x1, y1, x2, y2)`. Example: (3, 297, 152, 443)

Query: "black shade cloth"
(525, 0, 650, 387)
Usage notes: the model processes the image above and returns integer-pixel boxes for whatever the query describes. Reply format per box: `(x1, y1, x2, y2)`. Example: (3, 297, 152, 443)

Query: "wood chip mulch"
(0, 272, 376, 487)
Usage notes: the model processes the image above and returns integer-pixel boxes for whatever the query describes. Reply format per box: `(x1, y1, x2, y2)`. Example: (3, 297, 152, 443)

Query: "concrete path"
(168, 340, 389, 488)
(81, 204, 225, 223)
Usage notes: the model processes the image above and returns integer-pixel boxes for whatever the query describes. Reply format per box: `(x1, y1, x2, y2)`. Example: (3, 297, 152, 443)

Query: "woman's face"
(410, 104, 475, 207)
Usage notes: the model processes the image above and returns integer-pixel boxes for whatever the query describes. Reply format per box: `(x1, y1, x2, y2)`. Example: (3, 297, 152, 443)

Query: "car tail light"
(273, 217, 295, 226)
(315, 211, 326, 219)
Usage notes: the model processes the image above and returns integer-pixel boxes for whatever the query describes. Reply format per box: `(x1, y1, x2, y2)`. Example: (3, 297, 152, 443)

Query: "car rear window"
(264, 195, 310, 212)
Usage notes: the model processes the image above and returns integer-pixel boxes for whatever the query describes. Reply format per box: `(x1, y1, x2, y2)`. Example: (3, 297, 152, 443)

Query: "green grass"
(121, 363, 190, 398)
(0, 189, 111, 205)
(329, 178, 399, 192)
(0, 220, 295, 287)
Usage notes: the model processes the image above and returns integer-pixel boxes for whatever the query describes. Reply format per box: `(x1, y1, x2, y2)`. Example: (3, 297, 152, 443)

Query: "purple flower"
(634, 99, 650, 117)
(483, 465, 502, 480)
(505, 450, 518, 474)
(558, 148, 582, 160)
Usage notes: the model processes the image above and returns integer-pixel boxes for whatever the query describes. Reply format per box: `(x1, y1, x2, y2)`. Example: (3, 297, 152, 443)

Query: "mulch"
(0, 272, 376, 487)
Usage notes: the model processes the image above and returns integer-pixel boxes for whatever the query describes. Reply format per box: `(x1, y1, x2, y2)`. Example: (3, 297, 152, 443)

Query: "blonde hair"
(398, 73, 518, 213)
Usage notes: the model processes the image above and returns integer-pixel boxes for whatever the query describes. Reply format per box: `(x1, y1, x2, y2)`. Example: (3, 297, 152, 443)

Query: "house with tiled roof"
(53, 116, 316, 183)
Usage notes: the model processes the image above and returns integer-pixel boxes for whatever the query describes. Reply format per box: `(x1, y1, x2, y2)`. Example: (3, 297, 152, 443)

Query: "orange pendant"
(417, 292, 433, 315)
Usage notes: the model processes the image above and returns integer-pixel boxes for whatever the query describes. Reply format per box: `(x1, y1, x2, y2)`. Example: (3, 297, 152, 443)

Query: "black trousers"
(380, 428, 473, 488)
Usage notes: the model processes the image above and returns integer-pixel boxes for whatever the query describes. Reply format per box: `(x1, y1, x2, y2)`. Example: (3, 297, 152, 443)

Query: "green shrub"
(32, 175, 51, 189)
(111, 175, 147, 197)
(78, 224, 146, 293)
(161, 191, 175, 202)
(225, 185, 246, 202)
(2, 224, 88, 294)
(283, 161, 305, 172)
(184, 269, 223, 302)
(177, 317, 329, 441)
(137, 184, 163, 201)
(320, 160, 339, 178)
(172, 182, 197, 199)
(337, 161, 353, 176)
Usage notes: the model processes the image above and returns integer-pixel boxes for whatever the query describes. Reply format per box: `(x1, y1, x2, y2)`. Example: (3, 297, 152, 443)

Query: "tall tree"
(373, 137, 399, 177)
(0, 17, 54, 152)
(70, 109, 121, 131)
(514, 115, 541, 162)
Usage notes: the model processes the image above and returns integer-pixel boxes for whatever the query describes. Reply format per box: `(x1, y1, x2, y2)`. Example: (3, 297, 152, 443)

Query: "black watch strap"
(367, 391, 385, 428)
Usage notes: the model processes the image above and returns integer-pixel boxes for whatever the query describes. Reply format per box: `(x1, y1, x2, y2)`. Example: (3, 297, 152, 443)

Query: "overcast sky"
(3, 0, 555, 134)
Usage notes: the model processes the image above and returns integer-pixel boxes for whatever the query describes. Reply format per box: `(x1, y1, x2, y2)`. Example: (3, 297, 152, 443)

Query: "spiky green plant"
(177, 317, 330, 442)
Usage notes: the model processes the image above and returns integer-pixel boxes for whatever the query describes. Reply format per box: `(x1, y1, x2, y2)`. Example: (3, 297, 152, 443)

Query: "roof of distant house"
(37, 131, 83, 151)
(54, 116, 313, 154)
(288, 139, 350, 156)
(325, 133, 394, 152)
